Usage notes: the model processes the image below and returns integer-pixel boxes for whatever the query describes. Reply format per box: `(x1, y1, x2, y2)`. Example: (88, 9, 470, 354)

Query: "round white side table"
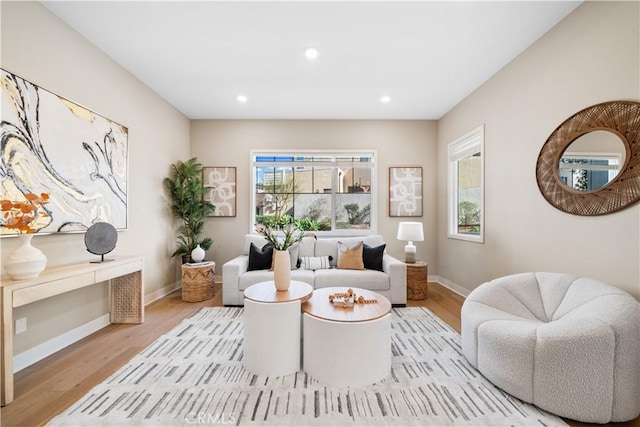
(243, 280, 313, 377)
(302, 287, 391, 387)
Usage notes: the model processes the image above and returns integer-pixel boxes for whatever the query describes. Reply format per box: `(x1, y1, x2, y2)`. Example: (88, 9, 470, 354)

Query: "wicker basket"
(181, 262, 215, 302)
(407, 261, 428, 300)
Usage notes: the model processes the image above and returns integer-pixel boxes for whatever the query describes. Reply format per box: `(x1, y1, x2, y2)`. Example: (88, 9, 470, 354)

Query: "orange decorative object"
(1, 193, 50, 234)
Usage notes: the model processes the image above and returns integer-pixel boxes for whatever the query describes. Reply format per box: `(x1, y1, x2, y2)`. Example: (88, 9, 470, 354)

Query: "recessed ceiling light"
(304, 47, 319, 60)
(237, 94, 248, 103)
(380, 95, 391, 104)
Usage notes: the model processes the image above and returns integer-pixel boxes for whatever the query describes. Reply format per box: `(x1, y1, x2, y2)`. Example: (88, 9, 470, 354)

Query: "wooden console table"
(0, 256, 144, 406)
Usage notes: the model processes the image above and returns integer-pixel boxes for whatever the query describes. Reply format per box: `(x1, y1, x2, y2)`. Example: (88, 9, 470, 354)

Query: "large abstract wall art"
(1, 69, 128, 235)
(203, 166, 236, 217)
(389, 167, 423, 217)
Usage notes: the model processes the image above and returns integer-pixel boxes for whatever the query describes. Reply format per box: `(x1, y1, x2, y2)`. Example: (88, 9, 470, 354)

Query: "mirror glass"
(558, 130, 626, 191)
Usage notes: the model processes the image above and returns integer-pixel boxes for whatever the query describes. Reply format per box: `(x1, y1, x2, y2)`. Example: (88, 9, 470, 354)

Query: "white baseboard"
(432, 275, 471, 298)
(14, 314, 110, 373)
(145, 280, 182, 305)
(14, 280, 183, 373)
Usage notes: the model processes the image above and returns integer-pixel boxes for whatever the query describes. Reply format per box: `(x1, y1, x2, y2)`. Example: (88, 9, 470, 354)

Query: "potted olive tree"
(164, 157, 215, 263)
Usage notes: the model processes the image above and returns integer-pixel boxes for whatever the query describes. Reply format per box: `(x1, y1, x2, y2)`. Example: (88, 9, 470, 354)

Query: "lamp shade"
(396, 222, 424, 242)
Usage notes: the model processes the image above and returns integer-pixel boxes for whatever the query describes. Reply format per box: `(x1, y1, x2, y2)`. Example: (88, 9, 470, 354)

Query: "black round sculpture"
(85, 222, 117, 263)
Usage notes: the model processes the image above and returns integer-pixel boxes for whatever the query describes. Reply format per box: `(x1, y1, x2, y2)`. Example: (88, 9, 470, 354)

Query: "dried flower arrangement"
(1, 193, 50, 233)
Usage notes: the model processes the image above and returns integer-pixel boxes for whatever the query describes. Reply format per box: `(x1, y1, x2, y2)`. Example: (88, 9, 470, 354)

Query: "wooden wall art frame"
(536, 100, 640, 216)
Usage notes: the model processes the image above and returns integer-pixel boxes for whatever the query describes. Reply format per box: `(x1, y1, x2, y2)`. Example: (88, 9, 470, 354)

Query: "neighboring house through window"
(251, 150, 376, 234)
(559, 154, 622, 191)
(448, 125, 484, 243)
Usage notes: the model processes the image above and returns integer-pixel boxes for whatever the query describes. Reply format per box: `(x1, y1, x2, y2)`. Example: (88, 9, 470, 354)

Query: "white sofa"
(461, 272, 640, 423)
(223, 234, 407, 306)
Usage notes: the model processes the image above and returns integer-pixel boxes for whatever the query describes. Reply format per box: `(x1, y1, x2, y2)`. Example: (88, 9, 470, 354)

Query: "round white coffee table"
(243, 280, 313, 377)
(302, 287, 391, 387)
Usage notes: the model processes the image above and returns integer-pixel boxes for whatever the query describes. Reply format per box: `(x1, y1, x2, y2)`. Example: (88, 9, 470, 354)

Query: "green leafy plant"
(344, 203, 370, 225)
(458, 201, 480, 233)
(294, 217, 319, 231)
(255, 221, 304, 251)
(163, 158, 215, 260)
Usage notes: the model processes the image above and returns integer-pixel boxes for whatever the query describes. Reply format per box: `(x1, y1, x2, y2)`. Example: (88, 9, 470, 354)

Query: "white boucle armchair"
(461, 272, 640, 423)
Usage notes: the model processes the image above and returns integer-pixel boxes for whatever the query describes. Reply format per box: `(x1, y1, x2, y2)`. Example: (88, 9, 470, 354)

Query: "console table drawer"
(12, 272, 95, 308)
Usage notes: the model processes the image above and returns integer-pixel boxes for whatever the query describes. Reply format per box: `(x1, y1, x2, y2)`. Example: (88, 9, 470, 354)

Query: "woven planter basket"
(181, 262, 215, 302)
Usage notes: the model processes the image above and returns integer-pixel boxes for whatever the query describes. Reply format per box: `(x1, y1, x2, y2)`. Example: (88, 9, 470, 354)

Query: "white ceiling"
(43, 1, 581, 120)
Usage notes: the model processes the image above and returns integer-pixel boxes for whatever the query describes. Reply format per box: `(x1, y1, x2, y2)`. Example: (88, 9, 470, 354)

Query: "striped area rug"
(48, 307, 566, 426)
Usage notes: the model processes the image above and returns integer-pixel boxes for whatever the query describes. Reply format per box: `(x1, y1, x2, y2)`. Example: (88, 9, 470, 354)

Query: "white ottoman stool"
(461, 272, 640, 423)
(244, 298, 301, 377)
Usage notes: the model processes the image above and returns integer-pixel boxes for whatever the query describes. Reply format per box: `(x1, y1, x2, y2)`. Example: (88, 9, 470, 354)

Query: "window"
(448, 126, 484, 243)
(251, 150, 376, 234)
(559, 153, 622, 191)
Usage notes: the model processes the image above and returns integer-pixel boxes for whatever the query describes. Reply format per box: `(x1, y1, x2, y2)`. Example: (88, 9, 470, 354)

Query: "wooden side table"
(181, 262, 215, 302)
(406, 261, 428, 300)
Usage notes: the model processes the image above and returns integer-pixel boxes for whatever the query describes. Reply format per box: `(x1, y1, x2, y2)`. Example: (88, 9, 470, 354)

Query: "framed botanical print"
(389, 167, 423, 217)
(202, 166, 236, 217)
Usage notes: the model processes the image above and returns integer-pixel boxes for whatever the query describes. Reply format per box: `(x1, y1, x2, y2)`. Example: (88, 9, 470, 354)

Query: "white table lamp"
(397, 222, 424, 264)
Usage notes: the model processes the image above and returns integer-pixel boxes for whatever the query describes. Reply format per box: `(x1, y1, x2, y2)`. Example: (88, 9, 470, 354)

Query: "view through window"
(251, 151, 376, 234)
(559, 154, 621, 191)
(448, 126, 484, 243)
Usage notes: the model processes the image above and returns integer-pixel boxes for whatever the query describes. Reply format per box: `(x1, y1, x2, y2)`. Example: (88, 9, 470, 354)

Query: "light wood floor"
(1, 282, 638, 427)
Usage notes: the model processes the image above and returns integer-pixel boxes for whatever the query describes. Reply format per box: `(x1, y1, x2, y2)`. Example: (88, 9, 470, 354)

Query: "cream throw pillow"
(337, 241, 365, 270)
(299, 256, 331, 270)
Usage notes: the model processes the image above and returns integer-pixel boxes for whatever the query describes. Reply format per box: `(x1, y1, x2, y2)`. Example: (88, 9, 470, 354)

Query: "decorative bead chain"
(356, 295, 378, 304)
(328, 288, 377, 304)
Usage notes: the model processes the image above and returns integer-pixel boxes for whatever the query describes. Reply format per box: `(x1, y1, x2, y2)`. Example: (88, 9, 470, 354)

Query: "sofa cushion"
(298, 236, 316, 258)
(288, 243, 300, 270)
(243, 234, 270, 255)
(299, 256, 331, 270)
(314, 269, 389, 291)
(315, 239, 339, 266)
(337, 241, 365, 270)
(247, 242, 273, 271)
(363, 243, 386, 271)
(361, 235, 385, 248)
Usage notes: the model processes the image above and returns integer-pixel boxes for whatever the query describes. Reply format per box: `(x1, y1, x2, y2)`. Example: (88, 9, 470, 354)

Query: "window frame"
(250, 149, 377, 236)
(447, 125, 485, 243)
(559, 151, 623, 191)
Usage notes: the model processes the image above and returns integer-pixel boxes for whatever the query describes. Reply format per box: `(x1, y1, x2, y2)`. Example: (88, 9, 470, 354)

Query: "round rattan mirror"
(536, 100, 640, 216)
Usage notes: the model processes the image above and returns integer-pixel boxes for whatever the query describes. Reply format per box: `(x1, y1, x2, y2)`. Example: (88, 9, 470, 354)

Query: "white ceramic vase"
(191, 244, 205, 263)
(5, 234, 47, 280)
(273, 249, 291, 291)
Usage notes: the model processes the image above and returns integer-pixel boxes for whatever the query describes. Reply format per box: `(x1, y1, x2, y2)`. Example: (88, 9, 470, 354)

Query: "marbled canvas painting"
(1, 69, 128, 235)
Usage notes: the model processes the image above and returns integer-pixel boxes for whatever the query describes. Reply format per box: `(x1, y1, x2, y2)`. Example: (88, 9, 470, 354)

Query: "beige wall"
(1, 2, 190, 355)
(437, 1, 640, 298)
(190, 120, 437, 270)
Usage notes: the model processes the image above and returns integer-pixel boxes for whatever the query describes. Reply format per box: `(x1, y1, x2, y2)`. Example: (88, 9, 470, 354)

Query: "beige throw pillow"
(337, 241, 365, 270)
